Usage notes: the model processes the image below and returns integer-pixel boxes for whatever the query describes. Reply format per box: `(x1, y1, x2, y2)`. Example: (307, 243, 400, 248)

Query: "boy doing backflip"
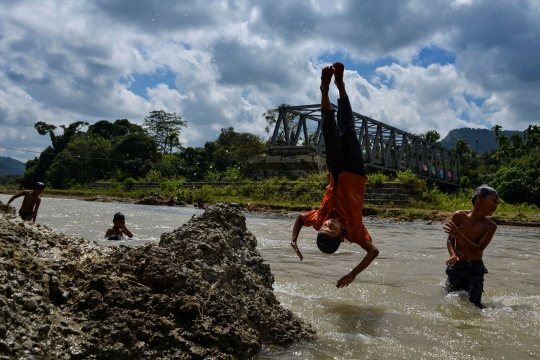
(291, 63, 379, 288)
(443, 185, 499, 308)
(7, 182, 45, 222)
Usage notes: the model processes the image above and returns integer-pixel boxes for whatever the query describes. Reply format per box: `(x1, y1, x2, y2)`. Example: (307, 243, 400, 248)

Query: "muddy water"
(2, 194, 539, 359)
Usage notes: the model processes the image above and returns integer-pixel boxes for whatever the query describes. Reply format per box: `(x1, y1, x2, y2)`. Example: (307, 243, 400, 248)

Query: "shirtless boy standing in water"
(7, 182, 45, 222)
(443, 184, 499, 308)
(290, 63, 379, 288)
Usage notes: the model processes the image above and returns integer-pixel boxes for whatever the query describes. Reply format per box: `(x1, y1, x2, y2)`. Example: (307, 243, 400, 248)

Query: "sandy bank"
(0, 203, 315, 359)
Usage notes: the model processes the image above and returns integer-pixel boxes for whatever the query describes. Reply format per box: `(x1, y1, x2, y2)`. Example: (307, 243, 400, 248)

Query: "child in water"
(7, 182, 45, 222)
(443, 184, 499, 308)
(104, 212, 134, 240)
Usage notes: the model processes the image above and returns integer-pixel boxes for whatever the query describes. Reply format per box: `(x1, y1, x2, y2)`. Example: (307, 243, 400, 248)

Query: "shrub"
(292, 173, 325, 204)
(491, 166, 539, 205)
(252, 177, 290, 201)
(237, 182, 256, 197)
(193, 185, 214, 203)
(145, 170, 162, 182)
(367, 171, 389, 187)
(396, 169, 425, 190)
(124, 177, 135, 191)
(460, 175, 471, 186)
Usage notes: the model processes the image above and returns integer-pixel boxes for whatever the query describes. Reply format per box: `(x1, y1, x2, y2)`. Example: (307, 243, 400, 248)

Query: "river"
(2, 194, 539, 359)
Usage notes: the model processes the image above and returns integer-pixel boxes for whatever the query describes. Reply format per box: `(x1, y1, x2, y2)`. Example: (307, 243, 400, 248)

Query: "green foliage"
(192, 185, 214, 203)
(491, 166, 540, 204)
(124, 177, 135, 191)
(251, 176, 288, 201)
(237, 182, 257, 197)
(395, 169, 425, 190)
(112, 132, 158, 180)
(367, 171, 389, 187)
(292, 174, 325, 204)
(145, 170, 162, 182)
(46, 134, 113, 189)
(460, 175, 471, 186)
(143, 110, 187, 154)
(203, 166, 245, 182)
(0, 174, 23, 187)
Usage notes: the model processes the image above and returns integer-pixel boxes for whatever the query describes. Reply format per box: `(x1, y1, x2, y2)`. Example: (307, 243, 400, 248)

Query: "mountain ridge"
(440, 128, 523, 153)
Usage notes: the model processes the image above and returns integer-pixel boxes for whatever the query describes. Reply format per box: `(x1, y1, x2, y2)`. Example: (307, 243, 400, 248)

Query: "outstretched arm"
(291, 213, 305, 261)
(336, 239, 379, 288)
(7, 192, 26, 204)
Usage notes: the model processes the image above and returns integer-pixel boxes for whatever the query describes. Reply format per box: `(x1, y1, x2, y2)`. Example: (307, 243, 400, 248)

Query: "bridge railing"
(268, 104, 460, 186)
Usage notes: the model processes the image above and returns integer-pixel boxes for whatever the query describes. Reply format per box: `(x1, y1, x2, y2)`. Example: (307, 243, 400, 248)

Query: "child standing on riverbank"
(105, 212, 134, 240)
(290, 62, 379, 288)
(7, 182, 45, 222)
(443, 184, 499, 308)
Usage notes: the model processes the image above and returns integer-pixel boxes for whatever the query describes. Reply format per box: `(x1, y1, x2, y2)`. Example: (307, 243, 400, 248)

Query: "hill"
(0, 156, 25, 175)
(441, 128, 523, 153)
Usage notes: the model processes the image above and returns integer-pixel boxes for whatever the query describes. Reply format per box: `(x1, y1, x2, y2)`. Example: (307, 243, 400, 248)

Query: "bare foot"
(333, 62, 345, 89)
(320, 66, 333, 92)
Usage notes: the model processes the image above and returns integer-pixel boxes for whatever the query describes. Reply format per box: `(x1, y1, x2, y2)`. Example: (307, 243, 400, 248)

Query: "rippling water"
(2, 194, 539, 359)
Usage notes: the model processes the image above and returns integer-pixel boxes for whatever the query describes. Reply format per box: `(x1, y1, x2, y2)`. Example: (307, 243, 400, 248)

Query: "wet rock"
(0, 203, 15, 216)
(134, 197, 167, 205)
(0, 204, 315, 359)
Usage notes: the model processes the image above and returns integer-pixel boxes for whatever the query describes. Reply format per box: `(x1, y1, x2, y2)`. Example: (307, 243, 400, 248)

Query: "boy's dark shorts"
(446, 260, 488, 308)
(19, 210, 33, 220)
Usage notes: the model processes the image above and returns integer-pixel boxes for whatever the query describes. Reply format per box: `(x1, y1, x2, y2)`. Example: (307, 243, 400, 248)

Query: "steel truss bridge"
(268, 104, 460, 186)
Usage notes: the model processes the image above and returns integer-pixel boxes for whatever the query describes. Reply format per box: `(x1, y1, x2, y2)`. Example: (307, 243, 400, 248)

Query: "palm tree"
(453, 139, 470, 172)
(491, 125, 503, 144)
(454, 139, 470, 158)
(510, 133, 523, 158)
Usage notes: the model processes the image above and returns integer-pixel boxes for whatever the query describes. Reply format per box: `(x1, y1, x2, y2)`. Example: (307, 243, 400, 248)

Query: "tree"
(143, 110, 187, 154)
(112, 132, 159, 179)
(510, 133, 523, 158)
(494, 134, 511, 166)
(214, 127, 266, 164)
(453, 139, 470, 159)
(46, 134, 113, 188)
(419, 130, 441, 145)
(453, 139, 470, 172)
(491, 124, 503, 138)
(34, 121, 57, 143)
(524, 124, 540, 150)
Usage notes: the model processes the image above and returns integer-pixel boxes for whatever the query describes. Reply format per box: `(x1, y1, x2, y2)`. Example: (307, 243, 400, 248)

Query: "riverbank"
(0, 203, 315, 358)
(2, 186, 539, 230)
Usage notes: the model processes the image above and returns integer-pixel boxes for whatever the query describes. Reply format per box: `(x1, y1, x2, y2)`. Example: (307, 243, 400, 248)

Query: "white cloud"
(1, 0, 539, 163)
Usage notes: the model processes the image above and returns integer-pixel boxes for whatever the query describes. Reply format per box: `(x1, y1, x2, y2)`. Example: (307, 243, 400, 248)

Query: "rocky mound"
(0, 203, 315, 359)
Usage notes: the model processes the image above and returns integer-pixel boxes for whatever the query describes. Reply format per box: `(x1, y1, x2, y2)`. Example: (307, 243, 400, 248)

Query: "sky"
(1, 0, 539, 162)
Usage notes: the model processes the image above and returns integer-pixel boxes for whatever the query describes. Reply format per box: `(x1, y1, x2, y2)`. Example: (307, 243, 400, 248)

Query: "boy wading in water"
(291, 62, 379, 288)
(443, 185, 499, 308)
(7, 182, 45, 222)
(105, 212, 134, 240)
